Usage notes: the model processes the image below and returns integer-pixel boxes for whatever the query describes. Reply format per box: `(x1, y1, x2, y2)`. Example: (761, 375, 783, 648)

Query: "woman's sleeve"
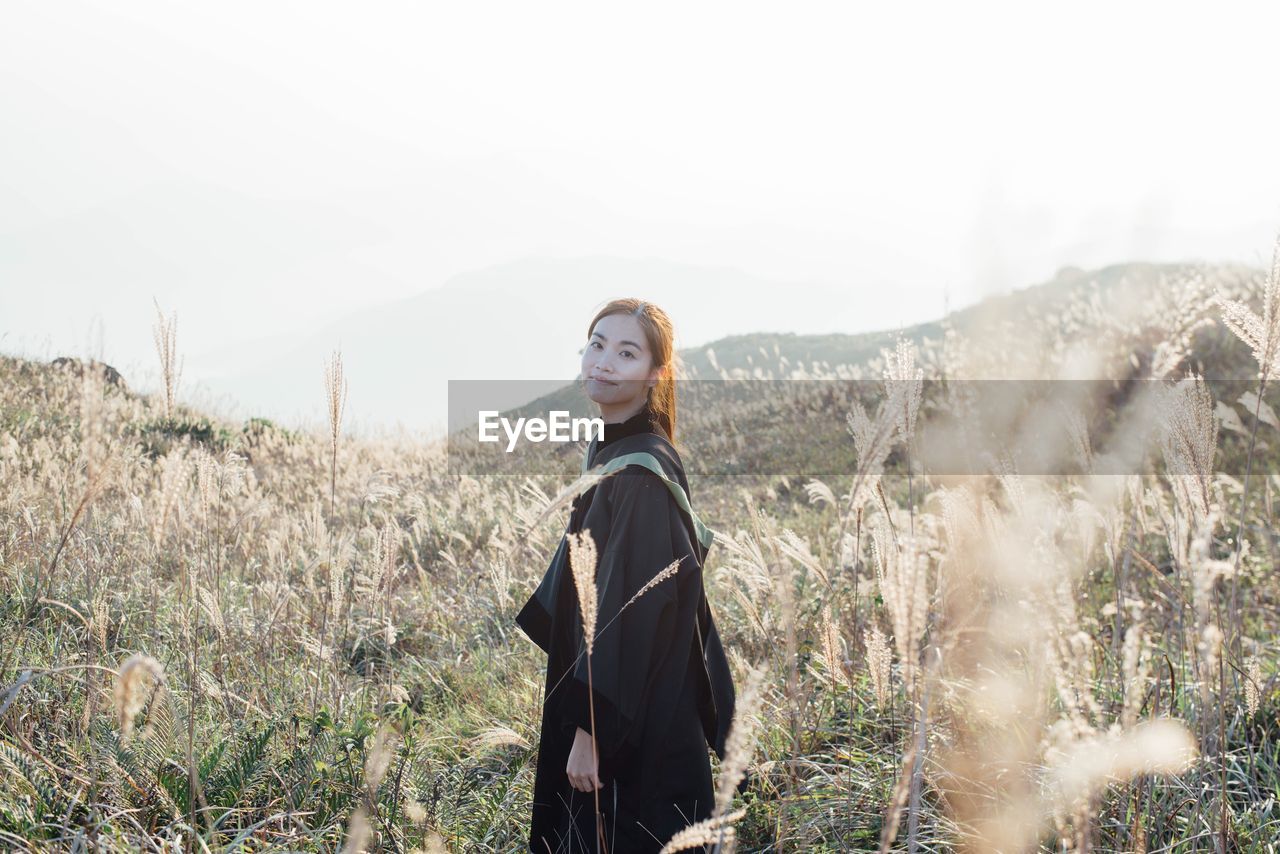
(559, 466, 690, 759)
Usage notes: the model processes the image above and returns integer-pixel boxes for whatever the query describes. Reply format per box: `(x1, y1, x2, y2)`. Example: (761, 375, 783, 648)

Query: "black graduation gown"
(515, 406, 736, 853)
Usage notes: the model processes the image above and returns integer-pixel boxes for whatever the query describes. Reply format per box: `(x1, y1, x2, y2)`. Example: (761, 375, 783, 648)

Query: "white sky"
(3, 0, 1280, 428)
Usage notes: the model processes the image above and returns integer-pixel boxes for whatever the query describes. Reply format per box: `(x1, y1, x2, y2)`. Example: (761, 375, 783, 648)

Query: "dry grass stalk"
(363, 721, 399, 792)
(1214, 232, 1280, 662)
(37, 368, 119, 612)
(877, 739, 920, 854)
(339, 721, 402, 853)
(845, 399, 898, 489)
(1186, 512, 1235, 703)
(1120, 622, 1151, 730)
(195, 448, 216, 504)
(151, 297, 182, 419)
(339, 806, 371, 853)
(567, 530, 598, 652)
(713, 664, 767, 820)
(151, 448, 190, 548)
(1046, 718, 1198, 849)
(864, 625, 892, 709)
(622, 557, 682, 615)
(329, 543, 348, 630)
(1214, 233, 1280, 381)
(1155, 373, 1218, 526)
(371, 520, 400, 596)
(1244, 657, 1263, 717)
(404, 799, 428, 824)
(882, 337, 924, 445)
(659, 808, 745, 853)
(835, 341, 922, 554)
(113, 653, 166, 745)
(870, 519, 928, 687)
(469, 725, 530, 751)
(565, 527, 605, 850)
(818, 603, 850, 691)
(423, 831, 450, 853)
(324, 348, 349, 520)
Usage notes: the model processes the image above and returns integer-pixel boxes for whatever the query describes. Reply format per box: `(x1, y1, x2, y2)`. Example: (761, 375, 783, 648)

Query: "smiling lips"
(589, 376, 617, 386)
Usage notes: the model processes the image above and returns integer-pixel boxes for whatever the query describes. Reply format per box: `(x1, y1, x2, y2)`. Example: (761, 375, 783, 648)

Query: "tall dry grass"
(0, 251, 1278, 851)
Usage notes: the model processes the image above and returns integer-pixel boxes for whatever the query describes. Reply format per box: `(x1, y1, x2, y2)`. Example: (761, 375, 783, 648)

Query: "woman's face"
(581, 313, 664, 409)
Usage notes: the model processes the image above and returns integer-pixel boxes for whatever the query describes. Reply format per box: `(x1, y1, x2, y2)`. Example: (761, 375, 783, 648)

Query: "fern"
(133, 682, 176, 779)
(203, 720, 277, 833)
(198, 734, 230, 783)
(277, 724, 351, 827)
(105, 736, 183, 825)
(0, 798, 40, 841)
(0, 739, 70, 829)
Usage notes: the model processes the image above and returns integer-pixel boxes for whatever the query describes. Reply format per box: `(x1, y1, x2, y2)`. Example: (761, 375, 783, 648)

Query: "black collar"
(598, 400, 658, 450)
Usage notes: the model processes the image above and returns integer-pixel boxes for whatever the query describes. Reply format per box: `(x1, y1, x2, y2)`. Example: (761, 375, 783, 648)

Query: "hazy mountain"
(185, 255, 868, 437)
(44, 254, 1256, 444)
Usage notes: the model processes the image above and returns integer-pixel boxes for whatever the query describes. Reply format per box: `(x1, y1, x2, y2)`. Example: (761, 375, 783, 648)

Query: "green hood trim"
(583, 449, 715, 551)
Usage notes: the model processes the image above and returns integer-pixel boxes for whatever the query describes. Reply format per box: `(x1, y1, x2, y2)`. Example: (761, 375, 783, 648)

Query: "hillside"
(3, 253, 1279, 851)
(449, 259, 1266, 478)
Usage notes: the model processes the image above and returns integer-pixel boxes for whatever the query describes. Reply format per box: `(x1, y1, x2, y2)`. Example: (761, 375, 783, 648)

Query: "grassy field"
(3, 255, 1280, 852)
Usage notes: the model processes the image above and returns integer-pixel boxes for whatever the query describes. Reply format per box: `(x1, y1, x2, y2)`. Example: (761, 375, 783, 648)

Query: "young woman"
(516, 299, 737, 853)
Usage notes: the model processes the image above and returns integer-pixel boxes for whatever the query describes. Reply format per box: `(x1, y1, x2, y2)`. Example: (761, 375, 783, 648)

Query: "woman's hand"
(566, 727, 602, 792)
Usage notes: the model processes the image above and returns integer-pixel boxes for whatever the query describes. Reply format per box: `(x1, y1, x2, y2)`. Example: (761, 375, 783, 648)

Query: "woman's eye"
(622, 351, 634, 359)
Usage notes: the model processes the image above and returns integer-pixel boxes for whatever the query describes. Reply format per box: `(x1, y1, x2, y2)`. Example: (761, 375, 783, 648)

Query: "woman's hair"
(586, 298, 681, 446)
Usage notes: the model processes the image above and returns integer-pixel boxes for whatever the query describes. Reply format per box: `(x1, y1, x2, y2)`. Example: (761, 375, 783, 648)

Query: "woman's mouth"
(589, 377, 617, 386)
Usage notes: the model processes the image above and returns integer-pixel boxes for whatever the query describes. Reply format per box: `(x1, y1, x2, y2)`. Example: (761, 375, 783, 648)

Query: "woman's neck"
(597, 398, 649, 425)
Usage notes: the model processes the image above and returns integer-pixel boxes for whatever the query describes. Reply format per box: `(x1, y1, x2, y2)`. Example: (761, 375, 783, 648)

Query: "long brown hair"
(586, 298, 681, 448)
